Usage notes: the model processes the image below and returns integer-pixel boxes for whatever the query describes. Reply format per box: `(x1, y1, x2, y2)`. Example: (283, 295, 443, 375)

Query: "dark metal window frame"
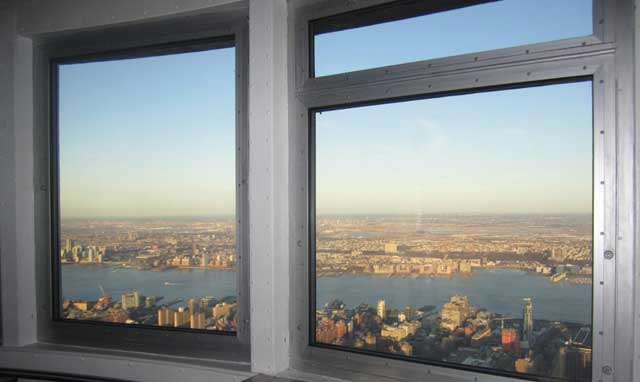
(307, 76, 595, 382)
(33, 9, 251, 362)
(308, 0, 497, 78)
(305, 0, 604, 79)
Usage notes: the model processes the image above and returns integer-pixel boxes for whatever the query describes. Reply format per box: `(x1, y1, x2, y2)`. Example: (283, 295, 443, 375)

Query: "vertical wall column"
(248, 0, 290, 375)
(613, 0, 637, 381)
(0, 2, 37, 347)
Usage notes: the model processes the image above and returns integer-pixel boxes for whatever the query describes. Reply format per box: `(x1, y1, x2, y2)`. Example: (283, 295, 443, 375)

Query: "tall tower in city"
(377, 299, 386, 320)
(522, 298, 533, 343)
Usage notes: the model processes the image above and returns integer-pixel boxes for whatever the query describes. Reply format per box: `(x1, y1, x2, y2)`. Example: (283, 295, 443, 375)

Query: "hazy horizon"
(59, 14, 592, 218)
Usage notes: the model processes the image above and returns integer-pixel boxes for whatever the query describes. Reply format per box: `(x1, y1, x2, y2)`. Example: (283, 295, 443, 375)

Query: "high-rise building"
(502, 328, 520, 353)
(174, 307, 189, 327)
(145, 296, 156, 309)
(121, 291, 141, 310)
(377, 300, 386, 320)
(522, 298, 534, 344)
(188, 298, 201, 314)
(158, 307, 175, 326)
(566, 344, 592, 381)
(440, 295, 471, 331)
(190, 311, 205, 329)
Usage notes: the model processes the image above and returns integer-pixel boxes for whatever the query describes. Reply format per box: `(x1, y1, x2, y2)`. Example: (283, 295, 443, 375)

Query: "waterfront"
(317, 269, 591, 324)
(61, 265, 236, 308)
(62, 265, 590, 325)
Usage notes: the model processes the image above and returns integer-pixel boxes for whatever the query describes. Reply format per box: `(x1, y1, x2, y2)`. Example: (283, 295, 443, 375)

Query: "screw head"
(604, 250, 614, 260)
(602, 365, 613, 375)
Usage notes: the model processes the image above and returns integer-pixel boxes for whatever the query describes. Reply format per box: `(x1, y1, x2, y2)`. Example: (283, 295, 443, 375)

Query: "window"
(52, 39, 240, 334)
(310, 80, 594, 381)
(311, 0, 593, 77)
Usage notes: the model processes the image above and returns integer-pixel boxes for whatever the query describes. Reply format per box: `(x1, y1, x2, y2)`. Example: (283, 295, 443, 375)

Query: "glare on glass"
(313, 0, 593, 77)
(57, 48, 238, 331)
(313, 81, 593, 381)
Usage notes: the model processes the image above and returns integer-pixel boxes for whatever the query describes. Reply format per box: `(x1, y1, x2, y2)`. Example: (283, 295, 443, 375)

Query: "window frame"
(308, 76, 596, 382)
(33, 12, 251, 362)
(297, 0, 610, 84)
(290, 1, 618, 381)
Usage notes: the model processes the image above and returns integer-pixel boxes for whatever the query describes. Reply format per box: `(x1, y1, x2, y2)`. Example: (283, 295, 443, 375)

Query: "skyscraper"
(522, 298, 533, 344)
(377, 299, 386, 320)
(440, 295, 471, 331)
(121, 291, 141, 310)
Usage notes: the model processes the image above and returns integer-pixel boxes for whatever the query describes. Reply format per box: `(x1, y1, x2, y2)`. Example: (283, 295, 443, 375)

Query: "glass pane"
(313, 81, 593, 381)
(313, 0, 593, 77)
(57, 47, 238, 332)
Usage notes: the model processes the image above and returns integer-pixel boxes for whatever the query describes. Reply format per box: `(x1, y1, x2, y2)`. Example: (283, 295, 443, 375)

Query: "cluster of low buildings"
(315, 296, 592, 380)
(157, 298, 236, 330)
(63, 291, 237, 331)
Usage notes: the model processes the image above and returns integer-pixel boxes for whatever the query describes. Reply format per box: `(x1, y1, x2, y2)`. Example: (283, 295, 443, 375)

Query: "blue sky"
(59, 0, 593, 218)
(316, 81, 593, 215)
(59, 48, 235, 218)
(315, 0, 592, 76)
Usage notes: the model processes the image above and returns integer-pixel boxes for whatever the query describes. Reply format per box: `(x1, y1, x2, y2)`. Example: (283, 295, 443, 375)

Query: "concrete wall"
(0, 0, 37, 349)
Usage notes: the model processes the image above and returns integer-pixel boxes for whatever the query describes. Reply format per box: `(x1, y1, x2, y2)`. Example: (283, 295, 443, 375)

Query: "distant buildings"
(190, 311, 205, 329)
(380, 322, 421, 341)
(384, 243, 398, 253)
(470, 326, 491, 347)
(121, 291, 141, 310)
(157, 307, 174, 326)
(566, 327, 592, 381)
(377, 300, 386, 321)
(502, 328, 520, 353)
(566, 344, 592, 381)
(522, 298, 534, 344)
(440, 295, 471, 331)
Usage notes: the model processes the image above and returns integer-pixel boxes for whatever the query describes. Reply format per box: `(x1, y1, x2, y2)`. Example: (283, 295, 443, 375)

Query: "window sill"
(0, 343, 254, 382)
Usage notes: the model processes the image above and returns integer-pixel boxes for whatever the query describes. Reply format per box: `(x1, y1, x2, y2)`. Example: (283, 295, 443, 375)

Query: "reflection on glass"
(313, 82, 593, 381)
(313, 0, 593, 76)
(57, 47, 238, 331)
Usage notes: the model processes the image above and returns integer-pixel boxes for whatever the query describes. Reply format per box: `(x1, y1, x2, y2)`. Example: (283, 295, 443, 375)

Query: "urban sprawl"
(60, 218, 237, 331)
(315, 214, 592, 381)
(59, 214, 592, 380)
